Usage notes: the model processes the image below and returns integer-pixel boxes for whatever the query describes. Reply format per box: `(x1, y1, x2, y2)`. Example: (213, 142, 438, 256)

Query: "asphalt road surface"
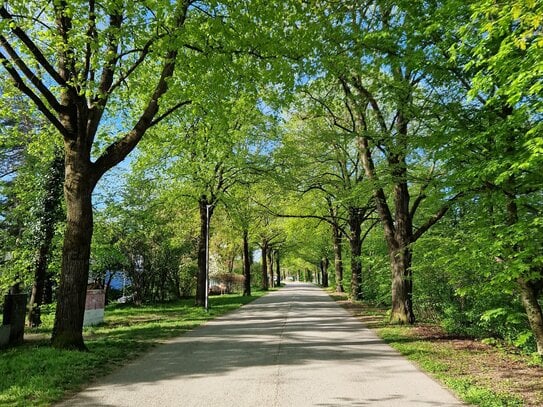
(60, 283, 463, 406)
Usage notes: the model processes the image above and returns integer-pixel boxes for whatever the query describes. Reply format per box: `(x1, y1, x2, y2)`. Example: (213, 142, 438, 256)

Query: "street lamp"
(205, 204, 211, 311)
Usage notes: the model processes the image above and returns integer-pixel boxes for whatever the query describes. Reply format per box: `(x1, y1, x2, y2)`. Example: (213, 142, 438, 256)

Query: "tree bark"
(275, 251, 281, 287)
(242, 229, 251, 296)
(390, 246, 415, 324)
(321, 257, 329, 288)
(261, 239, 268, 290)
(349, 207, 363, 301)
(332, 224, 344, 293)
(506, 186, 543, 355)
(51, 150, 96, 350)
(358, 135, 415, 323)
(389, 171, 416, 324)
(267, 249, 274, 288)
(518, 277, 543, 355)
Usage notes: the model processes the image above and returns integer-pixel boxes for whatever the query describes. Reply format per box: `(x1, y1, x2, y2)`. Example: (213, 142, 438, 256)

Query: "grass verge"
(329, 292, 543, 407)
(0, 292, 267, 406)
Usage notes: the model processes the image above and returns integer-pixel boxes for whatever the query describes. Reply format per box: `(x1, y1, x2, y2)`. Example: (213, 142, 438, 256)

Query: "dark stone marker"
(2, 293, 27, 346)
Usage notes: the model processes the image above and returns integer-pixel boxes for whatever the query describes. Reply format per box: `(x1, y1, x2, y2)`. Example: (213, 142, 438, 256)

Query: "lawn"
(0, 292, 267, 406)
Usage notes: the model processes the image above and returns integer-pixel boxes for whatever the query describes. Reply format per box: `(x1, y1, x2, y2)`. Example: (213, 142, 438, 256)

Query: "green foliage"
(0, 0, 541, 364)
(0, 83, 64, 294)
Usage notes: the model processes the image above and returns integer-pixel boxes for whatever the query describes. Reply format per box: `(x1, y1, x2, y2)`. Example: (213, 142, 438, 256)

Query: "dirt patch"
(334, 296, 543, 407)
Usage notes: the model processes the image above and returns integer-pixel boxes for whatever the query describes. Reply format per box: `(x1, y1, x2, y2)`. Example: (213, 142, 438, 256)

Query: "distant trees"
(1, 0, 541, 356)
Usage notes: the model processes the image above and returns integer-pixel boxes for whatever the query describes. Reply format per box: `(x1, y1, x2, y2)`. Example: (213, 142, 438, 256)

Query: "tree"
(275, 99, 377, 299)
(135, 94, 273, 305)
(223, 185, 260, 296)
(298, 1, 464, 323)
(0, 0, 196, 349)
(0, 84, 64, 315)
(450, 0, 543, 353)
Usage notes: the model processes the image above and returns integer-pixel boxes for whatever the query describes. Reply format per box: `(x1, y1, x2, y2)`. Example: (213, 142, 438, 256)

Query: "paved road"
(60, 283, 463, 406)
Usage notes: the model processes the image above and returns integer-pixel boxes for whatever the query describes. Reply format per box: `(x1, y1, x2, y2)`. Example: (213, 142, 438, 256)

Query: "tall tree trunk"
(321, 257, 329, 288)
(358, 135, 415, 323)
(349, 207, 363, 301)
(261, 239, 269, 290)
(506, 188, 543, 355)
(104, 272, 115, 305)
(389, 178, 415, 324)
(227, 253, 235, 274)
(196, 197, 212, 306)
(518, 278, 543, 355)
(390, 246, 415, 324)
(43, 274, 54, 304)
(28, 149, 64, 327)
(242, 229, 251, 296)
(267, 249, 274, 288)
(51, 152, 95, 350)
(275, 251, 281, 287)
(332, 224, 344, 293)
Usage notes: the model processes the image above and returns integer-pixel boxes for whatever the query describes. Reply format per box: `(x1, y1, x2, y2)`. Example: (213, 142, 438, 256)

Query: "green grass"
(378, 326, 524, 407)
(0, 292, 267, 406)
(327, 291, 531, 407)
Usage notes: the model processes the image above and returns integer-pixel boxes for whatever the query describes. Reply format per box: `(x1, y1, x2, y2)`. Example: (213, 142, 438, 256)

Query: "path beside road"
(60, 283, 463, 406)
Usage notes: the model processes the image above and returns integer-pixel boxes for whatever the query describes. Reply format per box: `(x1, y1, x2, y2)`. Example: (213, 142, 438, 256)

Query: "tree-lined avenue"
(59, 283, 463, 407)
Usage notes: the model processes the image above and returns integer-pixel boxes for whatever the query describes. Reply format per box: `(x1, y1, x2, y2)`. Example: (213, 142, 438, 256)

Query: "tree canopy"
(1, 0, 542, 355)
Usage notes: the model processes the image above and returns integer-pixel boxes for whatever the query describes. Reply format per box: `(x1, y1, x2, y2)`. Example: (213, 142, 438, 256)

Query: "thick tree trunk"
(242, 229, 251, 296)
(357, 118, 416, 324)
(389, 179, 415, 324)
(518, 278, 543, 355)
(506, 191, 543, 355)
(195, 197, 212, 306)
(267, 249, 274, 288)
(275, 252, 281, 287)
(261, 239, 269, 290)
(51, 156, 95, 350)
(104, 272, 115, 305)
(349, 208, 363, 301)
(332, 224, 344, 293)
(390, 246, 415, 324)
(321, 257, 329, 288)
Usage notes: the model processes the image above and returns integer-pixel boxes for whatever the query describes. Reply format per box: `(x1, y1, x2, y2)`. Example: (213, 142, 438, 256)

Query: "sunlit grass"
(0, 292, 266, 406)
(378, 326, 524, 407)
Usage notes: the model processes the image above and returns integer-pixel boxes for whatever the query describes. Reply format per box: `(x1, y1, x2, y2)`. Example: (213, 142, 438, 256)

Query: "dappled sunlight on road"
(59, 283, 463, 407)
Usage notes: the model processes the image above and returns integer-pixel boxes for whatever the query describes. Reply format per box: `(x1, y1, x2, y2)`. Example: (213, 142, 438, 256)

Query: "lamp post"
(205, 204, 211, 311)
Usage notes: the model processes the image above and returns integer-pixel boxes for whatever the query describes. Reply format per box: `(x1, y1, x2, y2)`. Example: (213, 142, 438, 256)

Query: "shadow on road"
(62, 283, 462, 407)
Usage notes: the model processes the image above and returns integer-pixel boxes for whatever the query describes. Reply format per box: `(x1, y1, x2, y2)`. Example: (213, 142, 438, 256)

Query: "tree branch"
(0, 35, 63, 112)
(83, 0, 97, 84)
(107, 36, 161, 95)
(303, 89, 355, 134)
(0, 50, 68, 137)
(93, 1, 191, 179)
(96, 12, 123, 101)
(411, 192, 464, 243)
(149, 100, 192, 127)
(0, 5, 66, 86)
(349, 75, 388, 134)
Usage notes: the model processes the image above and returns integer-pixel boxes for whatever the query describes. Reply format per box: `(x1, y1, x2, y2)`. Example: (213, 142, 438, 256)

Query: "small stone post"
(1, 284, 27, 347)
